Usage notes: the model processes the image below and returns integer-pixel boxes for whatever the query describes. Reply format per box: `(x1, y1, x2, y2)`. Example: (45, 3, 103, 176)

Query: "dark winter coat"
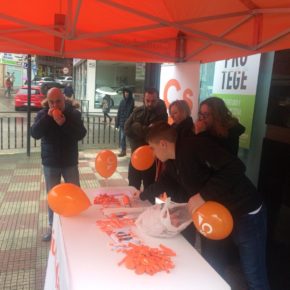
(116, 93, 134, 128)
(140, 135, 262, 217)
(124, 99, 168, 152)
(64, 85, 74, 98)
(172, 116, 195, 139)
(154, 116, 195, 184)
(198, 123, 245, 156)
(30, 102, 87, 167)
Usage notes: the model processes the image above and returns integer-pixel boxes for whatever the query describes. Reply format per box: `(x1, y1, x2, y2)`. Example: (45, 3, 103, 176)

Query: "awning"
(0, 0, 290, 63)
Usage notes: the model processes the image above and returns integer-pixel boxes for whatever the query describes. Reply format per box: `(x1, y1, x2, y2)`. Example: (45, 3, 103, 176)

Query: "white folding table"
(44, 186, 231, 290)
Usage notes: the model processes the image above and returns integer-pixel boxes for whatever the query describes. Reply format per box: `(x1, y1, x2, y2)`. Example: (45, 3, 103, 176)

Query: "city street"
(0, 90, 118, 153)
(0, 91, 38, 153)
(0, 89, 16, 113)
(0, 88, 38, 117)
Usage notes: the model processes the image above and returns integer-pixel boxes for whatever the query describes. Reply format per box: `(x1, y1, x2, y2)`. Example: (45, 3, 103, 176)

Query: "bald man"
(31, 87, 87, 241)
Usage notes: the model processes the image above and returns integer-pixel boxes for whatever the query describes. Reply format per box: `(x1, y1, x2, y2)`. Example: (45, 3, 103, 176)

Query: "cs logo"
(163, 79, 193, 109)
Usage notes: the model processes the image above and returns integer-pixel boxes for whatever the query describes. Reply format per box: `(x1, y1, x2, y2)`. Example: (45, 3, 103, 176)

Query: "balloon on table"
(192, 201, 233, 240)
(131, 145, 155, 171)
(95, 150, 117, 178)
(48, 183, 91, 217)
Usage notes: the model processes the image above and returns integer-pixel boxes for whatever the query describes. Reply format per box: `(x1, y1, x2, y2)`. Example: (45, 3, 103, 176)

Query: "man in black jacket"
(31, 87, 87, 241)
(140, 121, 270, 290)
(116, 89, 135, 157)
(124, 88, 167, 190)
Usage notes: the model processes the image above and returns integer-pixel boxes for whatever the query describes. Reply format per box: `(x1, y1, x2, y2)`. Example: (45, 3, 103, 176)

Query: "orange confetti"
(96, 215, 135, 235)
(118, 244, 175, 275)
(93, 194, 121, 207)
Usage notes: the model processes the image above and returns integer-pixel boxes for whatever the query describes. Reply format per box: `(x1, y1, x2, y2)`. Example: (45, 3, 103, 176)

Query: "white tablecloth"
(44, 186, 231, 290)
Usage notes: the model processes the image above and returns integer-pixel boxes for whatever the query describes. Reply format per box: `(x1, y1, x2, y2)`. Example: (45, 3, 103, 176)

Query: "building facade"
(73, 59, 146, 113)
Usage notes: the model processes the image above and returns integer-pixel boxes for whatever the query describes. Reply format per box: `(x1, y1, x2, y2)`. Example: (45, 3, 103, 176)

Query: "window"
(94, 61, 145, 109)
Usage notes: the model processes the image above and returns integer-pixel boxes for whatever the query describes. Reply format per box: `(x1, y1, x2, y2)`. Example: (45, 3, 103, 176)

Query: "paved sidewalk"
(0, 149, 131, 290)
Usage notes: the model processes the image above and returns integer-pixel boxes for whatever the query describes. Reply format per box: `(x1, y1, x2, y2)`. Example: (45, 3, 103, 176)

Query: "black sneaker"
(118, 152, 126, 157)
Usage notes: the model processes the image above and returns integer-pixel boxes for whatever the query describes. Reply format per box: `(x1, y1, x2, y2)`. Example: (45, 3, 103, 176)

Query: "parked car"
(14, 86, 46, 111)
(35, 77, 63, 91)
(56, 76, 73, 86)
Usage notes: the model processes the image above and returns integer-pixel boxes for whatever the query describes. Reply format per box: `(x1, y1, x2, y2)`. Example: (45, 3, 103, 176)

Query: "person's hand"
(195, 120, 207, 134)
(132, 190, 141, 200)
(53, 114, 66, 126)
(187, 193, 205, 214)
(51, 109, 65, 126)
(48, 108, 54, 117)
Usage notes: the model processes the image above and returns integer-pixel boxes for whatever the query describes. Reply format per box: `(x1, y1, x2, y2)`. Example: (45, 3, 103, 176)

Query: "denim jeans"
(119, 127, 126, 152)
(201, 204, 270, 290)
(43, 165, 80, 226)
(232, 204, 270, 290)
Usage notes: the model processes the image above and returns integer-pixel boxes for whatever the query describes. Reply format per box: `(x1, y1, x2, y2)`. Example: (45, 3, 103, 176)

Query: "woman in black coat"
(195, 96, 247, 278)
(156, 99, 195, 183)
(195, 96, 245, 155)
(169, 99, 195, 139)
(166, 100, 196, 246)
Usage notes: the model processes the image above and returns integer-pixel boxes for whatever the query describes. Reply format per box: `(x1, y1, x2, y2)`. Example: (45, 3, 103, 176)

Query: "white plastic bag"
(135, 198, 192, 238)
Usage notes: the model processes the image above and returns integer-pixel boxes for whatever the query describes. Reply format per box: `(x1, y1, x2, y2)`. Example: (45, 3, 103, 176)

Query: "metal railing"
(0, 113, 118, 153)
(80, 115, 118, 147)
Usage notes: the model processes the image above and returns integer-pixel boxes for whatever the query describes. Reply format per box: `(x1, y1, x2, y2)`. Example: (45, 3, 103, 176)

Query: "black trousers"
(181, 223, 197, 247)
(128, 160, 156, 190)
(103, 112, 112, 122)
(201, 234, 239, 277)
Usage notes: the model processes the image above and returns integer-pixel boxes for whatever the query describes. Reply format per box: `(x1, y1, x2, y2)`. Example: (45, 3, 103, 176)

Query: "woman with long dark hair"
(195, 96, 245, 155)
(196, 96, 249, 281)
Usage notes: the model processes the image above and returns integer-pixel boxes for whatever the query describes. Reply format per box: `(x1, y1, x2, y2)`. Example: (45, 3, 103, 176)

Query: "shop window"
(94, 61, 144, 109)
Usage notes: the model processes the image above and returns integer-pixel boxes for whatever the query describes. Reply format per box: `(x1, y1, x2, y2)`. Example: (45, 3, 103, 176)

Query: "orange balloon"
(131, 145, 155, 171)
(192, 201, 233, 240)
(95, 150, 117, 178)
(52, 108, 63, 118)
(48, 183, 91, 217)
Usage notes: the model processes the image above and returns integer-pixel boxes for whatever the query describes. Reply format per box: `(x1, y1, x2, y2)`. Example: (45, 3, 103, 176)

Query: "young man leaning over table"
(134, 121, 270, 290)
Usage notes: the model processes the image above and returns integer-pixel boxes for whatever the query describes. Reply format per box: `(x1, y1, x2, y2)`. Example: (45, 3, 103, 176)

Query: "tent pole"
(145, 63, 161, 90)
(26, 54, 31, 157)
(176, 31, 186, 62)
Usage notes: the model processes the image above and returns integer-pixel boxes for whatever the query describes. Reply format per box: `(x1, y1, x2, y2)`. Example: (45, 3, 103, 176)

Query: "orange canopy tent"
(0, 0, 290, 63)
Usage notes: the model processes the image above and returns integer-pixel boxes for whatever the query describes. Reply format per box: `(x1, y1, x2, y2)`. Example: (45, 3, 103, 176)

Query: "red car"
(14, 86, 45, 111)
